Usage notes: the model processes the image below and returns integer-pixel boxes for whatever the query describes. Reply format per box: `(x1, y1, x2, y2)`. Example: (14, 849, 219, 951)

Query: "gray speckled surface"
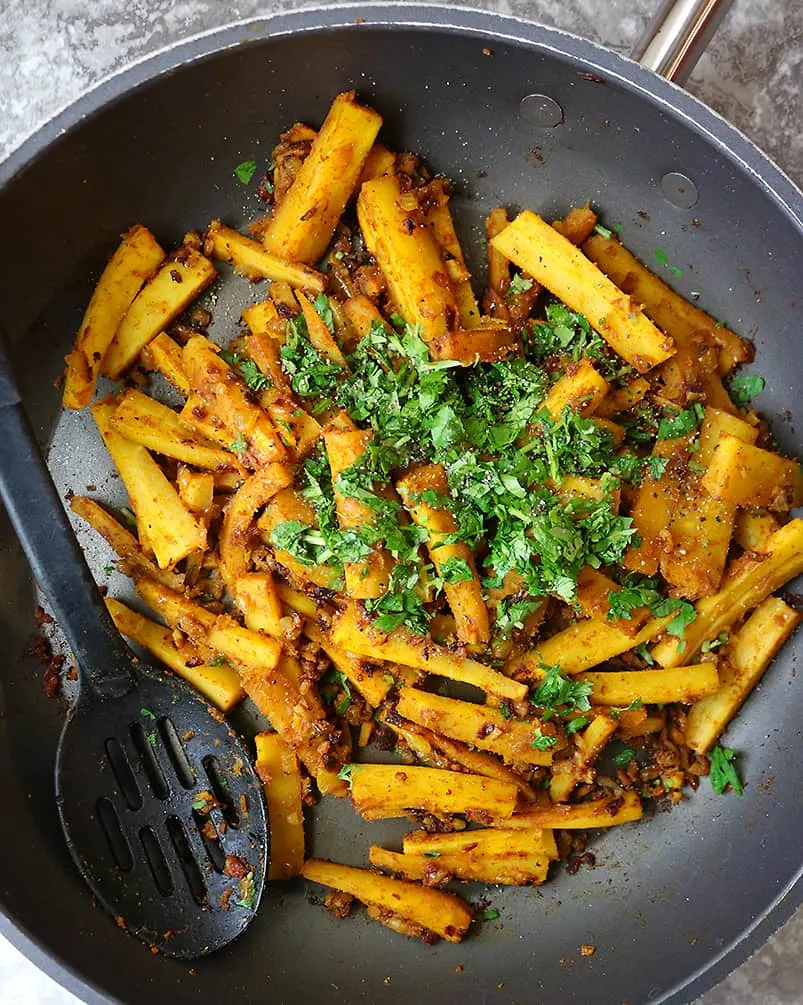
(1, 1, 802, 1003)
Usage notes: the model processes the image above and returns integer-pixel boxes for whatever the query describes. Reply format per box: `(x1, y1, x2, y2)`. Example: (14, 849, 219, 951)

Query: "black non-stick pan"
(0, 4, 801, 1004)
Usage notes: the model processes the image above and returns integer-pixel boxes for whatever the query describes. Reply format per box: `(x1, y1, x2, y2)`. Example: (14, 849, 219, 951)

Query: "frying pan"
(0, 3, 801, 1004)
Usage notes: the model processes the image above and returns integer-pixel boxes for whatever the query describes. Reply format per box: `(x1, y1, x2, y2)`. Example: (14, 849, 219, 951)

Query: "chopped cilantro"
(608, 574, 662, 620)
(495, 596, 542, 638)
(146, 731, 158, 748)
(655, 246, 683, 278)
(531, 663, 593, 717)
(566, 716, 589, 734)
(709, 744, 744, 796)
(209, 655, 229, 667)
(507, 272, 533, 297)
(312, 293, 335, 333)
(337, 764, 355, 786)
(531, 730, 559, 750)
(140, 708, 156, 720)
(634, 642, 655, 666)
(480, 907, 500, 921)
(728, 373, 766, 408)
(234, 159, 258, 184)
(614, 747, 635, 768)
(219, 349, 271, 392)
(230, 434, 248, 456)
(439, 556, 474, 584)
(593, 223, 613, 239)
(652, 597, 697, 642)
(104, 564, 115, 575)
(701, 631, 729, 654)
(423, 851, 441, 858)
(646, 455, 669, 480)
(656, 404, 703, 441)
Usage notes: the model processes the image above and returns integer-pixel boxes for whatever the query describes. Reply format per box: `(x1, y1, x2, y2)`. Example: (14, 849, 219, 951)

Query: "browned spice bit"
(223, 855, 249, 878)
(170, 268, 183, 283)
(577, 72, 605, 84)
(580, 944, 596, 957)
(220, 887, 233, 911)
(324, 890, 354, 918)
(455, 964, 464, 973)
(482, 47, 493, 56)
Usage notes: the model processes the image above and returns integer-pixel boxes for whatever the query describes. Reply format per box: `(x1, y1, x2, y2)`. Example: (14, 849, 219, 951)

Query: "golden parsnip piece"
(218, 464, 295, 592)
(323, 426, 394, 599)
(594, 377, 650, 418)
(550, 714, 617, 803)
(181, 334, 288, 467)
(92, 401, 206, 569)
(347, 763, 519, 820)
(396, 688, 558, 767)
(304, 622, 395, 708)
(140, 332, 190, 394)
(295, 292, 348, 365)
(301, 859, 472, 943)
(358, 143, 396, 185)
(380, 712, 539, 801)
(432, 323, 520, 365)
(733, 509, 780, 552)
(491, 211, 676, 372)
(396, 463, 489, 646)
(258, 488, 343, 591)
(235, 573, 285, 638)
(582, 232, 751, 373)
(494, 791, 643, 830)
(357, 174, 459, 352)
(254, 733, 305, 880)
(552, 204, 598, 245)
(206, 220, 325, 290)
(176, 467, 215, 515)
(685, 598, 802, 753)
(651, 519, 803, 667)
(110, 388, 240, 471)
(661, 408, 758, 598)
(508, 616, 669, 676)
(69, 495, 183, 590)
(332, 603, 526, 701)
(369, 845, 551, 887)
(106, 598, 243, 711)
(577, 664, 720, 705)
(403, 826, 558, 861)
(64, 225, 164, 409)
(701, 436, 803, 511)
(425, 182, 481, 330)
(262, 92, 382, 264)
(102, 246, 216, 378)
(537, 356, 609, 419)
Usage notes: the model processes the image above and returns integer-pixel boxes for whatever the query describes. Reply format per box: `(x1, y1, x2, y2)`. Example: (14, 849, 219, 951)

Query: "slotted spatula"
(0, 342, 268, 959)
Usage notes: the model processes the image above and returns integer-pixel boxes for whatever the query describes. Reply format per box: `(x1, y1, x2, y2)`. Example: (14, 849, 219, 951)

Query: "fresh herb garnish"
(531, 729, 559, 750)
(614, 747, 636, 768)
(593, 223, 613, 240)
(234, 159, 258, 185)
(140, 708, 156, 720)
(531, 663, 593, 718)
(656, 404, 703, 441)
(507, 272, 533, 297)
(219, 349, 271, 392)
(709, 744, 744, 796)
(608, 574, 663, 620)
(230, 434, 248, 456)
(439, 556, 474, 584)
(423, 851, 441, 858)
(209, 655, 229, 667)
(728, 373, 766, 408)
(312, 293, 336, 333)
(655, 246, 683, 279)
(701, 631, 729, 654)
(565, 716, 590, 734)
(480, 907, 500, 921)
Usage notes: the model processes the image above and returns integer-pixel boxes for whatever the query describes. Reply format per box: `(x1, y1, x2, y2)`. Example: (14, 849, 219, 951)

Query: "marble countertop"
(1, 1, 801, 1003)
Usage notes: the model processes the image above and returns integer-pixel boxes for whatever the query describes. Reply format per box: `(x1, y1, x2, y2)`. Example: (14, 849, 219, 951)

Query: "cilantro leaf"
(439, 556, 474, 584)
(230, 434, 248, 456)
(234, 159, 258, 184)
(312, 293, 335, 333)
(614, 747, 635, 768)
(709, 744, 744, 796)
(531, 730, 559, 750)
(507, 272, 533, 297)
(656, 405, 703, 441)
(219, 349, 271, 392)
(607, 574, 663, 621)
(728, 373, 766, 408)
(531, 663, 593, 717)
(565, 716, 589, 734)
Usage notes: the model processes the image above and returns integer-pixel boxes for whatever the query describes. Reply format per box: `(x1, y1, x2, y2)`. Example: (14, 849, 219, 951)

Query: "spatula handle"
(0, 341, 133, 701)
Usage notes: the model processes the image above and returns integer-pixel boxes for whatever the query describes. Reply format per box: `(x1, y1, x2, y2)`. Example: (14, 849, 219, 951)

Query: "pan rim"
(0, 5, 801, 1005)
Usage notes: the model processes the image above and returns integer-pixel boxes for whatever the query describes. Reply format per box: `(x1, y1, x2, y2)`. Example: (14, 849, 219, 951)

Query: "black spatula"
(0, 344, 268, 959)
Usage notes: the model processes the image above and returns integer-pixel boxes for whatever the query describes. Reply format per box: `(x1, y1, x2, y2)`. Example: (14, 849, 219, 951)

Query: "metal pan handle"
(632, 0, 733, 84)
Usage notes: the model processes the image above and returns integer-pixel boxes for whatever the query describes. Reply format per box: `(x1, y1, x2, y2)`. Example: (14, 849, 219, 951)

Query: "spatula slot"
(158, 717, 195, 789)
(96, 797, 133, 872)
(167, 816, 208, 906)
(130, 722, 169, 800)
(104, 737, 143, 811)
(139, 826, 173, 896)
(192, 808, 227, 873)
(202, 755, 240, 827)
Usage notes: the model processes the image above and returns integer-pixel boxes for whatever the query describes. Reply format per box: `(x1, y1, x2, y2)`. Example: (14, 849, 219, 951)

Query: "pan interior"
(0, 17, 800, 1005)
